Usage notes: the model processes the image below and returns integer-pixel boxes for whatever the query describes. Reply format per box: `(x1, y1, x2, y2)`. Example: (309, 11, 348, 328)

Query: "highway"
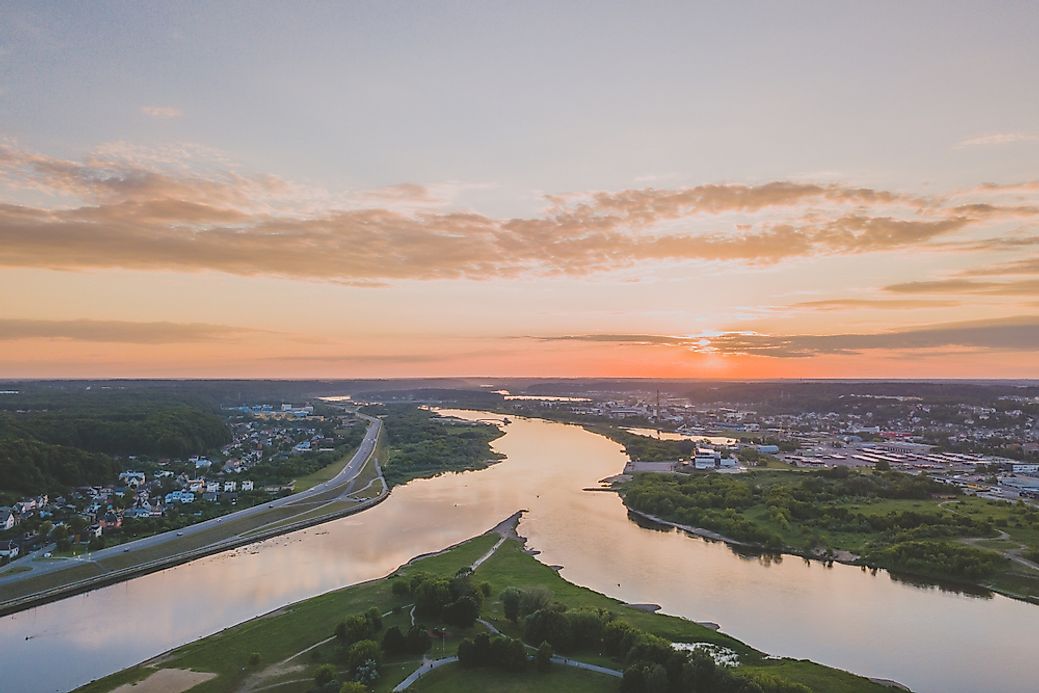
(0, 413, 383, 593)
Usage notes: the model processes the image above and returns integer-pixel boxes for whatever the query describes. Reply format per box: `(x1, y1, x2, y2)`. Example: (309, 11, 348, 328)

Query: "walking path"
(940, 500, 1039, 572)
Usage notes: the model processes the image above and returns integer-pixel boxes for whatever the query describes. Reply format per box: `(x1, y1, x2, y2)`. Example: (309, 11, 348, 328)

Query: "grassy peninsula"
(77, 517, 898, 693)
(621, 468, 1039, 602)
(366, 404, 505, 487)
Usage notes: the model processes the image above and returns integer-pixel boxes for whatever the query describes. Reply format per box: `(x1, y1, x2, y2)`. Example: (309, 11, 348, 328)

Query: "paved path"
(550, 656, 623, 677)
(392, 656, 459, 691)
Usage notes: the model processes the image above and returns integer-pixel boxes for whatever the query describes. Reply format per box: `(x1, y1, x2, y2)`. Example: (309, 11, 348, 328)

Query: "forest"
(0, 385, 231, 496)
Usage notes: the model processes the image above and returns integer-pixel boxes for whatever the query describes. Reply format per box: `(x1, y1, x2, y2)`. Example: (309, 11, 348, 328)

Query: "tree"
(381, 626, 405, 655)
(365, 606, 383, 632)
(479, 581, 492, 597)
(339, 683, 367, 693)
(457, 638, 477, 668)
(519, 586, 553, 616)
(337, 614, 372, 644)
(404, 625, 430, 655)
(644, 663, 669, 693)
(314, 664, 337, 687)
(345, 639, 381, 673)
(524, 608, 572, 652)
(500, 587, 522, 622)
(443, 595, 480, 628)
(248, 652, 261, 667)
(472, 633, 491, 665)
(535, 641, 553, 672)
(391, 578, 410, 596)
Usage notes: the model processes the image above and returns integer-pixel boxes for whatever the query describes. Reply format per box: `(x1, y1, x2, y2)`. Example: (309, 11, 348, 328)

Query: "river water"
(0, 411, 1035, 692)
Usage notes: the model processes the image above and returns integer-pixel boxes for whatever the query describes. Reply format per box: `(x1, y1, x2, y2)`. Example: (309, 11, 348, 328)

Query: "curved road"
(0, 413, 382, 592)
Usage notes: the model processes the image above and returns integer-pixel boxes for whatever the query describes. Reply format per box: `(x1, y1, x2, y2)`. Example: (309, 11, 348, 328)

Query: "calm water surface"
(0, 411, 1035, 692)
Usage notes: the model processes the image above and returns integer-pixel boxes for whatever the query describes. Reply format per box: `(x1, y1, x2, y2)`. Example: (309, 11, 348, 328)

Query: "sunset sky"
(2, 2, 1038, 378)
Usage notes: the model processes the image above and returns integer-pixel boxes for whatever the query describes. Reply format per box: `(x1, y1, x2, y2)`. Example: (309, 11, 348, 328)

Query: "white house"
(241, 480, 254, 491)
(118, 471, 146, 488)
(205, 481, 220, 493)
(164, 491, 195, 504)
(0, 507, 15, 531)
(223, 480, 237, 492)
(0, 540, 19, 559)
(1011, 462, 1039, 474)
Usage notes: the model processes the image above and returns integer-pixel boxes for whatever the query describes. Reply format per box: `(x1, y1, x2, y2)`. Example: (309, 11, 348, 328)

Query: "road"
(0, 413, 383, 592)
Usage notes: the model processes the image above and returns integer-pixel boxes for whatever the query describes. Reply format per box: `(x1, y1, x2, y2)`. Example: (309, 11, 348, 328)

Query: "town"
(492, 383, 1039, 505)
(0, 402, 365, 566)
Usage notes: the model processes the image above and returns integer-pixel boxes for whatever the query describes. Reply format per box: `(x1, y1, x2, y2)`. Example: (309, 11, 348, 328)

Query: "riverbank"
(0, 417, 387, 617)
(619, 470, 1039, 605)
(76, 514, 903, 693)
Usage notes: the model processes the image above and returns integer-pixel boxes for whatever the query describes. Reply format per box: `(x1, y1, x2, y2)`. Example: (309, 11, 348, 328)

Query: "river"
(0, 411, 1035, 692)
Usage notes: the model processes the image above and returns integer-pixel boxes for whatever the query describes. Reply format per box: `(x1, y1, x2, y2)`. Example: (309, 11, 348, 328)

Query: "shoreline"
(0, 486, 392, 618)
(625, 506, 1039, 606)
(0, 418, 388, 618)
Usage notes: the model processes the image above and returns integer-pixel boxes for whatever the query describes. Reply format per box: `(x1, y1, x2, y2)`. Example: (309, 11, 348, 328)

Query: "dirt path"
(940, 501, 1039, 572)
(110, 669, 215, 693)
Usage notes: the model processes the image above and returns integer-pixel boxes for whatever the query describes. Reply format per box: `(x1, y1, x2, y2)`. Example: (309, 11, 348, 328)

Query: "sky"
(1, 1, 1038, 379)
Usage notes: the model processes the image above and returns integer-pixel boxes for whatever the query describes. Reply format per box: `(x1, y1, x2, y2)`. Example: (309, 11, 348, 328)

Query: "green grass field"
(413, 662, 618, 692)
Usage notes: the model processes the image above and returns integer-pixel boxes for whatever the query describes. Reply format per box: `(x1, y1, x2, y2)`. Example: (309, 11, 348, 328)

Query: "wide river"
(1, 411, 1035, 692)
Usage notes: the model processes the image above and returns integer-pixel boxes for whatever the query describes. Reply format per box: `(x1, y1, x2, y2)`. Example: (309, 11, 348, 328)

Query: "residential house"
(0, 540, 19, 559)
(0, 507, 16, 531)
(119, 471, 147, 488)
(241, 480, 254, 491)
(164, 491, 196, 504)
(223, 480, 237, 492)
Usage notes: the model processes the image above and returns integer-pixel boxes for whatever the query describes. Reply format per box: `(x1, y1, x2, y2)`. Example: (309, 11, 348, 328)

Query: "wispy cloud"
(532, 316, 1039, 358)
(0, 318, 265, 343)
(140, 105, 183, 119)
(1, 142, 1037, 283)
(793, 298, 960, 310)
(886, 278, 1039, 296)
(956, 132, 1039, 148)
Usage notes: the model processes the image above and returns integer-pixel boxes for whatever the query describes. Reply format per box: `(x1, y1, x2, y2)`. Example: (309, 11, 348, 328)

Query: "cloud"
(1, 142, 1038, 283)
(793, 298, 960, 310)
(886, 278, 1039, 296)
(533, 316, 1039, 359)
(956, 132, 1039, 148)
(140, 105, 183, 119)
(0, 318, 264, 343)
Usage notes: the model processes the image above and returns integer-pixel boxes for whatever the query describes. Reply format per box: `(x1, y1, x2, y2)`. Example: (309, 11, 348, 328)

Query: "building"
(241, 480, 254, 491)
(223, 480, 237, 492)
(879, 441, 934, 455)
(1010, 463, 1039, 474)
(0, 507, 16, 531)
(164, 491, 196, 504)
(118, 471, 147, 488)
(0, 540, 19, 559)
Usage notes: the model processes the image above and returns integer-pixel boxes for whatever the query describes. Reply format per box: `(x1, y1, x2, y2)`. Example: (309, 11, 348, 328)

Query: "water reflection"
(0, 410, 1035, 693)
